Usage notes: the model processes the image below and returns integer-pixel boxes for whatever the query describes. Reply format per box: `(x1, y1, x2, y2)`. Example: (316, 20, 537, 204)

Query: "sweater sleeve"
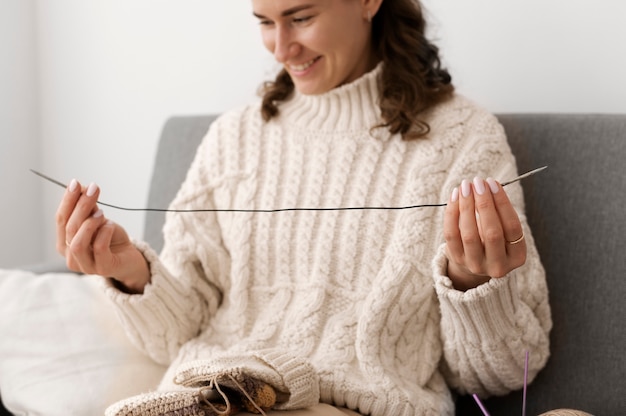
(173, 349, 320, 410)
(101, 120, 231, 365)
(432, 105, 552, 397)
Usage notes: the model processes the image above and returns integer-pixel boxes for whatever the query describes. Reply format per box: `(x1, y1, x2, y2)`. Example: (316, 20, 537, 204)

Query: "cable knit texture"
(102, 65, 551, 416)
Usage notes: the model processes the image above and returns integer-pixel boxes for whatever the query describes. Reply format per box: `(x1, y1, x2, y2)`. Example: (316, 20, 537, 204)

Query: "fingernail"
(450, 187, 459, 202)
(473, 177, 486, 195)
(86, 182, 98, 197)
(486, 177, 499, 194)
(92, 209, 104, 218)
(69, 179, 78, 193)
(461, 179, 471, 198)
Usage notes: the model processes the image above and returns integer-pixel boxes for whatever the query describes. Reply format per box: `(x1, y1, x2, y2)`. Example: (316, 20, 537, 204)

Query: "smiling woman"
(21, 1, 553, 415)
(253, 0, 379, 95)
(256, 0, 455, 139)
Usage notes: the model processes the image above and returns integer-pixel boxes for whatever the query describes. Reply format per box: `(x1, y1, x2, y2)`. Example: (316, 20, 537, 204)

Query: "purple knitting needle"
(522, 350, 529, 416)
(472, 394, 491, 416)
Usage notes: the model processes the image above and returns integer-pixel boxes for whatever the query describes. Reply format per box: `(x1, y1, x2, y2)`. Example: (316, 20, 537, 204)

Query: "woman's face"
(252, 0, 377, 95)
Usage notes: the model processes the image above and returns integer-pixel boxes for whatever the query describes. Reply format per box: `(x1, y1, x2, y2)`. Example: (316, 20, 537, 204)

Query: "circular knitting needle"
(30, 166, 547, 213)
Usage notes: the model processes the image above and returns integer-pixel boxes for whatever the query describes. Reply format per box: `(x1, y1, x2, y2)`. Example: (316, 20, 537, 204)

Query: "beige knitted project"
(103, 65, 552, 416)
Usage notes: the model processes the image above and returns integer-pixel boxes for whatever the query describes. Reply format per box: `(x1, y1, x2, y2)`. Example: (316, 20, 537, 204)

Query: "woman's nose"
(273, 27, 297, 63)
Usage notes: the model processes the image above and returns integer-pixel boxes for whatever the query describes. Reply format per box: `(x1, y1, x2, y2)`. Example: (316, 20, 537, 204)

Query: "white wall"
(34, 0, 274, 263)
(422, 0, 626, 112)
(1, 1, 625, 267)
(0, 0, 41, 267)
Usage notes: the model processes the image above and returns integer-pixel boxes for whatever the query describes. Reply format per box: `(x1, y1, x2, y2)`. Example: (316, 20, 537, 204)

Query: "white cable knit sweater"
(103, 65, 551, 416)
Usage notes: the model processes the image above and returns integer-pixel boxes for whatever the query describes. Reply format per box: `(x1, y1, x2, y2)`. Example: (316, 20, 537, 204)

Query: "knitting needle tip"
(501, 165, 548, 187)
(30, 168, 68, 189)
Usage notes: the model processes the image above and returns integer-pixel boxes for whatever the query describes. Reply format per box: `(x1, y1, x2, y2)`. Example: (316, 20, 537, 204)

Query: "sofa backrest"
(145, 113, 626, 416)
(460, 114, 626, 415)
(143, 115, 218, 253)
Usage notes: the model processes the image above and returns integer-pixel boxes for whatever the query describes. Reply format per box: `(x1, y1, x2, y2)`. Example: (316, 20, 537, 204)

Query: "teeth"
(289, 58, 316, 72)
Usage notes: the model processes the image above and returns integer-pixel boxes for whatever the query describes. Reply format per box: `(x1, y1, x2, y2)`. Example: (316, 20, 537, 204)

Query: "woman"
(57, 0, 551, 415)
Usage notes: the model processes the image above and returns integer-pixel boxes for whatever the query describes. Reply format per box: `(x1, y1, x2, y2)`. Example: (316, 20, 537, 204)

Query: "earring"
(367, 10, 372, 22)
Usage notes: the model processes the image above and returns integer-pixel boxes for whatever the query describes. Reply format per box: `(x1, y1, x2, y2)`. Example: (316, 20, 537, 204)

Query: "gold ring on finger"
(506, 233, 525, 245)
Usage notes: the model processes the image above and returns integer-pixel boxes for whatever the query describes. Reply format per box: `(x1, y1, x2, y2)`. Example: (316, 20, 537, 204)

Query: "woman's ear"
(362, 0, 384, 21)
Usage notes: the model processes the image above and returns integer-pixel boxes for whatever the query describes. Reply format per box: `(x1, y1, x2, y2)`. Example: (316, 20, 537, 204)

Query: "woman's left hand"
(443, 177, 527, 291)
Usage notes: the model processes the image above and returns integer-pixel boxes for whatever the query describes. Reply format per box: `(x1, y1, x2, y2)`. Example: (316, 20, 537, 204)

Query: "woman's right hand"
(55, 179, 150, 294)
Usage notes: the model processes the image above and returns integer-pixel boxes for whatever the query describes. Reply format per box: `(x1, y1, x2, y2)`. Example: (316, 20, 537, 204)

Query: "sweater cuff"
(254, 349, 320, 409)
(174, 349, 319, 410)
(99, 240, 192, 364)
(101, 239, 181, 301)
(432, 243, 521, 344)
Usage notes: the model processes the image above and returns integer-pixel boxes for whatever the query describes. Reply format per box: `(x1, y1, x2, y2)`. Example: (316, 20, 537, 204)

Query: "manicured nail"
(450, 187, 459, 202)
(68, 179, 78, 193)
(86, 182, 98, 197)
(473, 177, 486, 195)
(486, 177, 500, 194)
(92, 209, 104, 218)
(461, 179, 471, 198)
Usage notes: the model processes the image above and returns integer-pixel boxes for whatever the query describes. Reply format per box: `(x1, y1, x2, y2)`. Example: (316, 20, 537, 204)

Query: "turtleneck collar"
(277, 62, 383, 133)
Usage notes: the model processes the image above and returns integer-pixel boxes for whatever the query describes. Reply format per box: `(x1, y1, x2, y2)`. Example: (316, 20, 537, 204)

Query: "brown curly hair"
(259, 0, 454, 140)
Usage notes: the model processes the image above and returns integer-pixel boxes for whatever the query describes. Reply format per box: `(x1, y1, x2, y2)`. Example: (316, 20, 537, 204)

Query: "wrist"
(112, 249, 151, 294)
(446, 259, 491, 291)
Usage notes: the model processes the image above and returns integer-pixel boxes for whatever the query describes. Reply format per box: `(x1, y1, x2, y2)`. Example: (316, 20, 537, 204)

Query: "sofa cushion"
(0, 269, 166, 415)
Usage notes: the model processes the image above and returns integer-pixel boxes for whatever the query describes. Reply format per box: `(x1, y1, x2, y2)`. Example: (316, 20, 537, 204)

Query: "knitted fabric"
(103, 65, 552, 416)
(105, 389, 229, 416)
(106, 363, 277, 416)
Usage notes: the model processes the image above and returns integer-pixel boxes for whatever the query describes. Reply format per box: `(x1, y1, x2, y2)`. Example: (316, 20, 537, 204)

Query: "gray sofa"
(2, 113, 624, 415)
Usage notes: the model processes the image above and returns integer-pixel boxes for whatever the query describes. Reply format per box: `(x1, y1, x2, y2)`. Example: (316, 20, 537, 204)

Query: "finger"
(443, 186, 464, 263)
(65, 182, 101, 245)
(56, 178, 81, 255)
(458, 179, 484, 274)
(66, 208, 107, 273)
(486, 177, 527, 264)
(91, 220, 117, 275)
(473, 177, 508, 277)
(486, 178, 526, 242)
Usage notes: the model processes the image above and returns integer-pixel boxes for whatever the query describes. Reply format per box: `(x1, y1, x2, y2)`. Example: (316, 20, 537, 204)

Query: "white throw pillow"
(0, 269, 167, 415)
